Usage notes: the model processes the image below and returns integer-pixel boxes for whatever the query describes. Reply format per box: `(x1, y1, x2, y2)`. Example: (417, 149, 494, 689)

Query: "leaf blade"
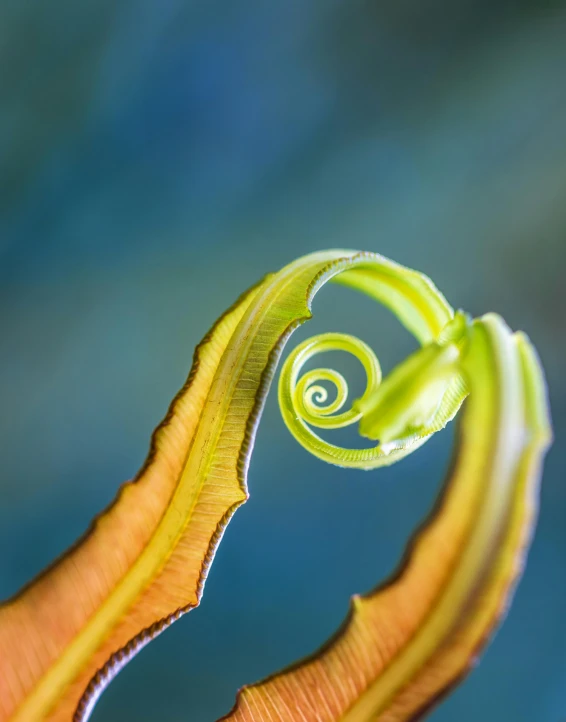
(0, 279, 265, 722)
(2, 250, 452, 721)
(1, 250, 548, 722)
(218, 315, 551, 722)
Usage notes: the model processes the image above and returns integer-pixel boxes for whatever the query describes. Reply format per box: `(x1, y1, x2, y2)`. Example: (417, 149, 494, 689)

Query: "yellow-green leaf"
(0, 251, 550, 722)
(0, 278, 265, 722)
(219, 315, 551, 722)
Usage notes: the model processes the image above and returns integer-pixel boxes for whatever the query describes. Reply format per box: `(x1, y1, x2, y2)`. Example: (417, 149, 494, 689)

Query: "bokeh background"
(1, 1, 566, 720)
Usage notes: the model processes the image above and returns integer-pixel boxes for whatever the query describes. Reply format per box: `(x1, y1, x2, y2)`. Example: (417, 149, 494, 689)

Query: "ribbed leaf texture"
(0, 251, 551, 722)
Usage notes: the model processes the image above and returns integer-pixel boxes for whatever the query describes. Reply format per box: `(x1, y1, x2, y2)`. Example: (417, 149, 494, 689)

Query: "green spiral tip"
(277, 301, 470, 469)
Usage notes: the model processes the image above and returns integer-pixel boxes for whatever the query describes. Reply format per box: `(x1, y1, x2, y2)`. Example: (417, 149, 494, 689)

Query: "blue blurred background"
(1, 1, 566, 720)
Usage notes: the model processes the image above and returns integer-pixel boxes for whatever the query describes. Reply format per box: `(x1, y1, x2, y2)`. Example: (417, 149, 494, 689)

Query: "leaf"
(218, 315, 552, 722)
(0, 277, 264, 722)
(0, 251, 458, 722)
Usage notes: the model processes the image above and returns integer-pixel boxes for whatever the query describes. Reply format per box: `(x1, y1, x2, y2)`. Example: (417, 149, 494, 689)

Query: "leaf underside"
(0, 251, 551, 722)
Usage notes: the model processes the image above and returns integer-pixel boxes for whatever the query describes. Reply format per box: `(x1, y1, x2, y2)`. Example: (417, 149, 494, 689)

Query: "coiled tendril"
(286, 333, 381, 429)
(278, 315, 469, 470)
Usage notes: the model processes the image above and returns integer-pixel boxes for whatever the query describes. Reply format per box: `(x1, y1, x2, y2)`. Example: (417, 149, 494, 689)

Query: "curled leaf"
(220, 316, 551, 722)
(0, 251, 551, 722)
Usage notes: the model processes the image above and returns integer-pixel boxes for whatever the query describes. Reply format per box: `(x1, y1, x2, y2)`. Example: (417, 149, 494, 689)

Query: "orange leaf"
(218, 316, 551, 722)
(0, 279, 264, 722)
(2, 251, 451, 721)
(0, 251, 550, 722)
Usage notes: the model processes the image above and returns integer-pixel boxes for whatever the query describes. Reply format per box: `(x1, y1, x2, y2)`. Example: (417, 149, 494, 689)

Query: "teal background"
(1, 1, 566, 720)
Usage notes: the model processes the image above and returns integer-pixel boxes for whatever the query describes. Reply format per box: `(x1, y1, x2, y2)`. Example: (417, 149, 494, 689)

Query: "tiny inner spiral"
(298, 369, 348, 421)
(307, 385, 328, 406)
(280, 332, 383, 432)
